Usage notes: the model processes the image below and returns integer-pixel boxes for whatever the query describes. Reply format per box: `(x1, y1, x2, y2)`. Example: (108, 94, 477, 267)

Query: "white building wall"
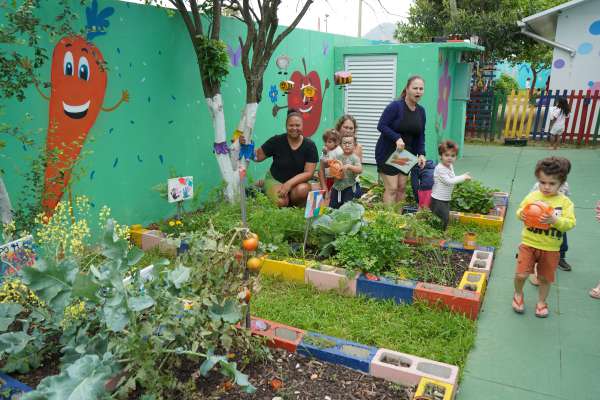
(550, 0, 600, 91)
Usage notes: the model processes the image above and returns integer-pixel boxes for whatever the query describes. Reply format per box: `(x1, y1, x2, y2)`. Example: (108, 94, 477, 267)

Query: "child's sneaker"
(558, 258, 572, 271)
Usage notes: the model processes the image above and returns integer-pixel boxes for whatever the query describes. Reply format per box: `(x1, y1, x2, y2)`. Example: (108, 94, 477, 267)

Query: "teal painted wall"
(1, 0, 367, 226)
(334, 43, 482, 160)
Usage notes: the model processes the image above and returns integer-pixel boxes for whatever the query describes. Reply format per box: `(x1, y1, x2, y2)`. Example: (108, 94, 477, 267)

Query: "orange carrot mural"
(36, 1, 128, 215)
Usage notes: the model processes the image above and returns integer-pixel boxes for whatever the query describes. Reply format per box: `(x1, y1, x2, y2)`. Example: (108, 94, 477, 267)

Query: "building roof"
(519, 0, 592, 40)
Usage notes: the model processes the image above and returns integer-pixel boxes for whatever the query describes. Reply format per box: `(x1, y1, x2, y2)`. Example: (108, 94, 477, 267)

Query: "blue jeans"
(560, 232, 568, 259)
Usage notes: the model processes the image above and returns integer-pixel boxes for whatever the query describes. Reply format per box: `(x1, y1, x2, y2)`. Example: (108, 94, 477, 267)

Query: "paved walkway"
(457, 145, 600, 400)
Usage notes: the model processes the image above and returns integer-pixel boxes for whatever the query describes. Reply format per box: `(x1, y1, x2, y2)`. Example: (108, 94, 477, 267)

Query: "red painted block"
(415, 282, 481, 320)
(248, 317, 305, 353)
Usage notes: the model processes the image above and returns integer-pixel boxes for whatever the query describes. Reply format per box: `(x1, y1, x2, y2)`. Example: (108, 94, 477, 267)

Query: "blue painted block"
(356, 274, 417, 304)
(402, 205, 418, 214)
(177, 240, 190, 255)
(297, 332, 377, 373)
(441, 241, 495, 255)
(0, 372, 32, 400)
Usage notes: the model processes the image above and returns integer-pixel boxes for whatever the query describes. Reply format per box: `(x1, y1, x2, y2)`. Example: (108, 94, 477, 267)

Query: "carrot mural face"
(40, 0, 127, 215)
(42, 36, 108, 213)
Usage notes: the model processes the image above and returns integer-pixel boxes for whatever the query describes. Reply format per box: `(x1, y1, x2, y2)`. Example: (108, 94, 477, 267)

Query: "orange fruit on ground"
(247, 256, 263, 272)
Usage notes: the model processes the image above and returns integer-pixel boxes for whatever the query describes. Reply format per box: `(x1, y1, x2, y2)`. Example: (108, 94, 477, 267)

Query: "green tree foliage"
(495, 73, 519, 96)
(396, 0, 566, 62)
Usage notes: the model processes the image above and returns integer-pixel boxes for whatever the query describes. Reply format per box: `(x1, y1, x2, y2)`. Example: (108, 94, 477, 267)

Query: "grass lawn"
(252, 277, 477, 371)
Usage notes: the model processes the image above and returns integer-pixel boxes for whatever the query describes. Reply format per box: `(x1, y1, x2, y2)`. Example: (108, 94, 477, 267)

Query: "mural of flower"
(269, 84, 278, 104)
(437, 60, 451, 130)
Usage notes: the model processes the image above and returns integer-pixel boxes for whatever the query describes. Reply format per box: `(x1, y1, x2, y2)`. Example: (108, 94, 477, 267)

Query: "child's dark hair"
(438, 139, 459, 156)
(340, 131, 356, 144)
(555, 97, 570, 116)
(322, 129, 339, 143)
(535, 156, 571, 183)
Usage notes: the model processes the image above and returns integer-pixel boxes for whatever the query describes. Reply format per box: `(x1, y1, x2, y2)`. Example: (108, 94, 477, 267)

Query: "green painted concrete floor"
(454, 145, 600, 400)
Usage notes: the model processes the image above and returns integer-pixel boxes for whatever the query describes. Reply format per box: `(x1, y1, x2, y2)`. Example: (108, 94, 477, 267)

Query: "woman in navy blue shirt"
(376, 76, 427, 205)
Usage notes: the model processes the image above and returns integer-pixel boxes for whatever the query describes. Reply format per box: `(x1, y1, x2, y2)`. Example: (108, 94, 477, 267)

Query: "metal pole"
(357, 0, 363, 37)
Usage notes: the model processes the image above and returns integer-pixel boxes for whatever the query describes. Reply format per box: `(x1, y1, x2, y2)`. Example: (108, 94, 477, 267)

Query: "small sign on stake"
(303, 190, 326, 256)
(168, 176, 193, 203)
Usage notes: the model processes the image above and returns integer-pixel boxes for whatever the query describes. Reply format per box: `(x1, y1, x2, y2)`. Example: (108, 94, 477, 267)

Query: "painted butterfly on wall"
(227, 43, 241, 67)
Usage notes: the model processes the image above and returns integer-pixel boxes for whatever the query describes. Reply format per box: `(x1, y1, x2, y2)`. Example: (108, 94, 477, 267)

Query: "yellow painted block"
(458, 271, 487, 297)
(260, 258, 307, 283)
(130, 226, 149, 248)
(415, 377, 454, 400)
(457, 212, 504, 231)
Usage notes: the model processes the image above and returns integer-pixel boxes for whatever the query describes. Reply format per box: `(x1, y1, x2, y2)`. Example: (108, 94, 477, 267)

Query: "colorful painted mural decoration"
(37, 0, 129, 215)
(436, 59, 451, 139)
(0, 236, 36, 281)
(272, 58, 330, 137)
(227, 43, 241, 67)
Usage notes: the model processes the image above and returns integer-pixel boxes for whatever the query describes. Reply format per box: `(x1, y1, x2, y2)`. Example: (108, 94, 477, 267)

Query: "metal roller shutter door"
(344, 55, 397, 164)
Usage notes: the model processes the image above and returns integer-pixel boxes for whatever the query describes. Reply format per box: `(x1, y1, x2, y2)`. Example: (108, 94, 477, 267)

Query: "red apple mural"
(273, 58, 330, 137)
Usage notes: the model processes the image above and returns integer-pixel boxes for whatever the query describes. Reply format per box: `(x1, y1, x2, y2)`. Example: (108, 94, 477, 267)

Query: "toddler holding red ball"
(513, 157, 576, 318)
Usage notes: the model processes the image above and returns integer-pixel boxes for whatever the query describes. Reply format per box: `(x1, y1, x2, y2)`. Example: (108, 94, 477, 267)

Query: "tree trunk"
(0, 175, 13, 225)
(530, 68, 538, 97)
(206, 93, 238, 202)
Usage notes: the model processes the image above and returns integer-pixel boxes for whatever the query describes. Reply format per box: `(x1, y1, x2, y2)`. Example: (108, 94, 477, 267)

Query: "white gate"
(344, 55, 397, 164)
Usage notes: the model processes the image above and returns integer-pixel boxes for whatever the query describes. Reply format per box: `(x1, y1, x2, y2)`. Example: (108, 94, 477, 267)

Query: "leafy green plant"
(403, 210, 443, 238)
(446, 222, 502, 248)
(494, 73, 519, 96)
(396, 246, 460, 287)
(1, 220, 257, 398)
(312, 202, 365, 256)
(333, 213, 408, 276)
(450, 180, 497, 214)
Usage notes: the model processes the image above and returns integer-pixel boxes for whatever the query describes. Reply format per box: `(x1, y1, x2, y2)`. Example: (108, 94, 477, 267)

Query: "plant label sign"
(168, 176, 193, 203)
(0, 235, 37, 280)
(305, 190, 326, 219)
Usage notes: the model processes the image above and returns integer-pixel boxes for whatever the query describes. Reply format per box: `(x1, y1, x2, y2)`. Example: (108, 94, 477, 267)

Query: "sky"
(120, 0, 411, 38)
(277, 0, 410, 37)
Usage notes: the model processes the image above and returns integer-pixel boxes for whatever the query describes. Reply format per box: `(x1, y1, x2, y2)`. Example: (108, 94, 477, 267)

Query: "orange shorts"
(515, 244, 560, 283)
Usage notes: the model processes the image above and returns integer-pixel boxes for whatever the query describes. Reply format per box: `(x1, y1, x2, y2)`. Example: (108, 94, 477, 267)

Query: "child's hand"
(464, 173, 472, 180)
(540, 213, 557, 225)
(596, 200, 600, 222)
(518, 210, 526, 221)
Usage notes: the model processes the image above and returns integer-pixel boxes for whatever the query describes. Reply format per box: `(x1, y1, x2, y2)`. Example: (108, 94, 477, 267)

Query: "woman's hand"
(396, 138, 405, 151)
(277, 182, 291, 198)
(417, 154, 426, 169)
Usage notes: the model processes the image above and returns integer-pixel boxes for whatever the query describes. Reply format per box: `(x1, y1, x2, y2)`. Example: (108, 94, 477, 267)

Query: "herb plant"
(450, 180, 497, 214)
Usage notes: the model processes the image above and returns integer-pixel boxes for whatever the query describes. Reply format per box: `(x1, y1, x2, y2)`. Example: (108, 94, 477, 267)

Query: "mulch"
(196, 349, 414, 400)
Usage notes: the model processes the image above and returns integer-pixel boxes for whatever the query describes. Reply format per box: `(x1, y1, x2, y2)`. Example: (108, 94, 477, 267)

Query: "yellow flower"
(169, 221, 175, 227)
(176, 220, 182, 226)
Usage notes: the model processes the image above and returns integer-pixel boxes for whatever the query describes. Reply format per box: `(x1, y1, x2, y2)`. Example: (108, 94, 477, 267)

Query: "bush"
(495, 73, 519, 96)
(450, 180, 497, 214)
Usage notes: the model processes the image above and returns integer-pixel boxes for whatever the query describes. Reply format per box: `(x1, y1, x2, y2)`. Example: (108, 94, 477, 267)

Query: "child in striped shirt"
(430, 140, 471, 230)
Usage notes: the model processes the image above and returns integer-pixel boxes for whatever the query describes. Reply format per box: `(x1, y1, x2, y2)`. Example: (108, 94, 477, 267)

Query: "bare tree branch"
(172, 0, 201, 37)
(270, 0, 312, 52)
(211, 0, 221, 40)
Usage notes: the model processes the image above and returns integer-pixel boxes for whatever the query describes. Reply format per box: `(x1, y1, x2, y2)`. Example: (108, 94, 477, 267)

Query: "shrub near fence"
(465, 89, 600, 146)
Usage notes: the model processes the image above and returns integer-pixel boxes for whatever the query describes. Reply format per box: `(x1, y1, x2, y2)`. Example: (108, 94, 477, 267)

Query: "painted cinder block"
(458, 271, 487, 297)
(260, 258, 307, 282)
(468, 250, 493, 277)
(492, 191, 509, 207)
(248, 317, 305, 353)
(356, 274, 416, 304)
(297, 332, 377, 373)
(370, 348, 459, 387)
(129, 225, 149, 248)
(0, 371, 32, 398)
(414, 282, 481, 320)
(158, 238, 179, 257)
(141, 230, 164, 251)
(304, 264, 357, 295)
(449, 210, 504, 231)
(441, 241, 495, 255)
(415, 377, 455, 400)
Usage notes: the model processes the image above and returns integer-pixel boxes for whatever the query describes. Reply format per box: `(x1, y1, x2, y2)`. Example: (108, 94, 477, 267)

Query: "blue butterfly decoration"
(227, 43, 242, 67)
(322, 41, 329, 56)
(86, 0, 115, 40)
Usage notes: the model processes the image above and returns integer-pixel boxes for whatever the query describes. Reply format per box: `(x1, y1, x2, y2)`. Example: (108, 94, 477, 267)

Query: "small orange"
(238, 288, 251, 303)
(221, 380, 233, 391)
(247, 257, 263, 272)
(234, 250, 244, 262)
(270, 378, 283, 390)
(242, 233, 259, 251)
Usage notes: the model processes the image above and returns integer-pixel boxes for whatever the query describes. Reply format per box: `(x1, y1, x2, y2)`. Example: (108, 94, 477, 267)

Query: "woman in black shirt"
(254, 110, 318, 207)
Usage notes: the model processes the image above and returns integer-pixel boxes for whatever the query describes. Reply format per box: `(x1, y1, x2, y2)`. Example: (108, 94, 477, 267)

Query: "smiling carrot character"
(35, 2, 128, 215)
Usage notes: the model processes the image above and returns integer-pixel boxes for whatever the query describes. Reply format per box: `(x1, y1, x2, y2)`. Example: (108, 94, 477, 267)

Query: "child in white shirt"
(430, 140, 471, 230)
(548, 97, 570, 150)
